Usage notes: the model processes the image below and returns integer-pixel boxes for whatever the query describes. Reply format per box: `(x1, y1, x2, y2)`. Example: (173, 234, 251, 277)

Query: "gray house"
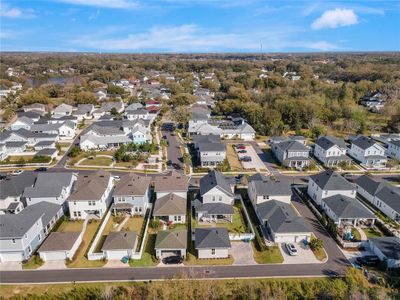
(194, 134, 226, 168)
(314, 136, 351, 167)
(272, 140, 310, 169)
(368, 237, 400, 268)
(195, 228, 231, 259)
(155, 230, 187, 259)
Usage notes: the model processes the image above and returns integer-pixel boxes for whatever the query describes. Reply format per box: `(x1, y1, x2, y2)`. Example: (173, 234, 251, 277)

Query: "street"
(161, 122, 183, 171)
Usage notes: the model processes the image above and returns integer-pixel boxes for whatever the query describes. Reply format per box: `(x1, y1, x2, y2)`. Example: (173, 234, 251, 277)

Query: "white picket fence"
(87, 210, 112, 261)
(130, 209, 152, 260)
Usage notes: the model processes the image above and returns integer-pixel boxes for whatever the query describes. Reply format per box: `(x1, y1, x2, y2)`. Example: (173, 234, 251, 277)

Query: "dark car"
(237, 150, 247, 154)
(167, 160, 173, 166)
(240, 156, 252, 162)
(355, 255, 380, 266)
(162, 256, 183, 265)
(35, 167, 48, 172)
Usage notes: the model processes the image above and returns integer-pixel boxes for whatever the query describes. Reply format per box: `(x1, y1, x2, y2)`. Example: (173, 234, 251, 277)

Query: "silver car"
(285, 243, 298, 256)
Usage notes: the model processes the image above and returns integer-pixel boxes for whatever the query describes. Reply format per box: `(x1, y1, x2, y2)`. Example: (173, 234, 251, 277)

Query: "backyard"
(362, 227, 384, 239)
(56, 219, 84, 232)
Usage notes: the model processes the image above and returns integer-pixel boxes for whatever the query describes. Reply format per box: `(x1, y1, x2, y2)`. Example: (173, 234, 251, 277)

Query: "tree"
(110, 107, 118, 116)
(172, 106, 190, 125)
(183, 153, 191, 165)
(75, 91, 97, 104)
(309, 237, 323, 251)
(68, 146, 81, 158)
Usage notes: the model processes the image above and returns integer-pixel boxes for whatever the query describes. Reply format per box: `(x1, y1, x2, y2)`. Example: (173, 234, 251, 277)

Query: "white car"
(285, 243, 298, 256)
(11, 169, 24, 176)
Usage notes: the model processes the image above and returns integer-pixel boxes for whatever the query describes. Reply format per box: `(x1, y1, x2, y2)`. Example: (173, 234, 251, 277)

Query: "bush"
(68, 146, 81, 158)
(150, 219, 161, 230)
(309, 237, 323, 251)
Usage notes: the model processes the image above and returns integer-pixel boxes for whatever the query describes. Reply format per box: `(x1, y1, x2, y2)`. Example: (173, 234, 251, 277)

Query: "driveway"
(231, 241, 256, 265)
(104, 260, 130, 268)
(0, 262, 22, 271)
(161, 122, 183, 172)
(279, 243, 322, 264)
(39, 260, 67, 270)
(236, 145, 265, 171)
(250, 141, 279, 175)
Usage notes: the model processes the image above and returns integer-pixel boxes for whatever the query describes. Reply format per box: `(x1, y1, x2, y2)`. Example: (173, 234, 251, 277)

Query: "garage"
(101, 231, 138, 260)
(0, 252, 24, 262)
(273, 233, 311, 244)
(103, 249, 132, 260)
(154, 230, 187, 259)
(40, 251, 67, 261)
(38, 232, 82, 261)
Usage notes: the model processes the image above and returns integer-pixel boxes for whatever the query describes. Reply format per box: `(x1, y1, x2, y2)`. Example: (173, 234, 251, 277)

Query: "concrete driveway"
(279, 243, 322, 264)
(0, 262, 22, 271)
(231, 241, 256, 265)
(104, 259, 130, 268)
(39, 260, 67, 270)
(236, 145, 265, 171)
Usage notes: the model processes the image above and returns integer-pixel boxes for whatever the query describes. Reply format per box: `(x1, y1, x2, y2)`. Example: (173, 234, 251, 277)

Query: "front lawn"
(81, 156, 113, 166)
(66, 220, 106, 268)
(129, 232, 159, 267)
(22, 255, 44, 270)
(252, 243, 284, 264)
(362, 227, 384, 238)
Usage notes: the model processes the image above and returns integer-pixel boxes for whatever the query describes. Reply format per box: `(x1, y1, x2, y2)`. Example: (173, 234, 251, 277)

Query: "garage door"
(0, 252, 23, 262)
(106, 250, 129, 260)
(40, 251, 67, 261)
(161, 250, 181, 257)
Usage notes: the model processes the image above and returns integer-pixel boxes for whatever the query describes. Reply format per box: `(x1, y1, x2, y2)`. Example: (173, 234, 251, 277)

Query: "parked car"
(11, 170, 24, 176)
(237, 150, 247, 154)
(343, 172, 354, 179)
(285, 243, 298, 256)
(167, 160, 173, 166)
(240, 156, 252, 162)
(35, 167, 47, 172)
(355, 255, 380, 266)
(162, 256, 183, 265)
(236, 144, 246, 150)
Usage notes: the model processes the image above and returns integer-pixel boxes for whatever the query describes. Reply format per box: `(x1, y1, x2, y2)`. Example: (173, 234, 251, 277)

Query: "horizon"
(1, 0, 399, 53)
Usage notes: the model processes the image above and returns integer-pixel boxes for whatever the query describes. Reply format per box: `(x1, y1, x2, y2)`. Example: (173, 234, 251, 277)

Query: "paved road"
(161, 123, 183, 171)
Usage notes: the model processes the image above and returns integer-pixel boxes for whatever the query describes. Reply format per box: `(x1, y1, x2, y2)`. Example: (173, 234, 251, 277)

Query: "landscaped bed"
(362, 227, 384, 238)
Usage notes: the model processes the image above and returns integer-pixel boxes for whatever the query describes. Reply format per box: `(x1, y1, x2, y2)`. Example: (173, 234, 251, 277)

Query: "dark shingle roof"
(277, 140, 308, 152)
(323, 194, 376, 219)
(153, 193, 187, 216)
(195, 228, 231, 249)
(375, 187, 400, 214)
(352, 136, 378, 150)
(38, 232, 81, 252)
(315, 136, 347, 150)
(101, 231, 137, 251)
(310, 170, 354, 190)
(369, 237, 400, 260)
(194, 202, 234, 215)
(155, 230, 187, 250)
(257, 200, 310, 234)
(198, 142, 226, 152)
(249, 173, 292, 196)
(113, 173, 151, 196)
(200, 170, 233, 197)
(354, 175, 392, 196)
(0, 172, 37, 200)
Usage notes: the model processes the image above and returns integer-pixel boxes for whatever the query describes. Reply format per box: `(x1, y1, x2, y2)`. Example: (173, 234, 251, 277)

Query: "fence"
(87, 210, 111, 261)
(130, 209, 152, 260)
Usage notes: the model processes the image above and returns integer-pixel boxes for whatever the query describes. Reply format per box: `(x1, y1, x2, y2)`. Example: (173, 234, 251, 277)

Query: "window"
(38, 234, 41, 241)
(263, 195, 269, 200)
(28, 246, 32, 253)
(12, 239, 16, 244)
(211, 249, 215, 255)
(219, 196, 222, 202)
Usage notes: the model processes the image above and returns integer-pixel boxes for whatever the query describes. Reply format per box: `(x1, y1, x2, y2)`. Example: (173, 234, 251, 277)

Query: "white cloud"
(311, 8, 358, 30)
(57, 0, 138, 9)
(0, 3, 35, 18)
(308, 41, 340, 51)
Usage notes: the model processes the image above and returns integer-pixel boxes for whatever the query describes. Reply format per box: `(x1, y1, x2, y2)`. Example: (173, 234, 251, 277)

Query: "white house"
(387, 140, 400, 160)
(195, 228, 231, 259)
(53, 104, 73, 118)
(68, 170, 114, 220)
(307, 169, 356, 206)
(10, 117, 34, 131)
(155, 230, 187, 259)
(153, 193, 187, 224)
(314, 136, 352, 167)
(101, 231, 138, 260)
(272, 140, 310, 169)
(368, 237, 400, 269)
(349, 136, 387, 168)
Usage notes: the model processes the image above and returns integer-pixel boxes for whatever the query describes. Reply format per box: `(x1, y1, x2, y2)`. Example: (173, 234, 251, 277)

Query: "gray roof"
(315, 136, 347, 150)
(35, 140, 55, 147)
(0, 172, 37, 200)
(36, 148, 58, 156)
(101, 231, 137, 251)
(352, 136, 378, 149)
(195, 228, 231, 249)
(194, 202, 234, 215)
(0, 201, 61, 238)
(39, 232, 81, 252)
(192, 134, 221, 144)
(126, 103, 144, 111)
(23, 172, 75, 199)
(113, 173, 151, 196)
(15, 116, 34, 126)
(153, 193, 187, 216)
(126, 108, 148, 115)
(200, 170, 234, 197)
(249, 173, 292, 196)
(354, 175, 392, 196)
(310, 170, 355, 190)
(198, 142, 226, 152)
(257, 200, 310, 234)
(322, 195, 376, 219)
(375, 187, 400, 214)
(5, 141, 27, 148)
(369, 237, 400, 260)
(276, 140, 308, 152)
(155, 230, 187, 250)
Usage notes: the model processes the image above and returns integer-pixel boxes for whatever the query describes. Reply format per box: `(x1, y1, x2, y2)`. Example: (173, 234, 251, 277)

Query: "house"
(247, 173, 292, 206)
(30, 121, 76, 139)
(68, 170, 114, 220)
(349, 136, 387, 168)
(256, 200, 311, 243)
(155, 230, 187, 259)
(355, 175, 400, 223)
(10, 116, 34, 131)
(153, 193, 187, 224)
(23, 103, 47, 115)
(126, 108, 151, 121)
(272, 140, 310, 169)
(34, 140, 55, 151)
(307, 169, 356, 206)
(269, 135, 307, 146)
(368, 237, 400, 268)
(53, 104, 73, 118)
(387, 140, 400, 160)
(101, 101, 125, 114)
(193, 171, 235, 222)
(23, 172, 77, 210)
(125, 102, 144, 112)
(38, 232, 81, 261)
(0, 201, 63, 262)
(92, 108, 106, 119)
(314, 136, 352, 167)
(321, 194, 376, 228)
(2, 141, 27, 157)
(192, 135, 226, 168)
(101, 231, 138, 260)
(192, 120, 256, 141)
(0, 172, 37, 214)
(94, 90, 107, 101)
(73, 104, 94, 121)
(145, 100, 161, 108)
(195, 228, 231, 259)
(153, 170, 189, 199)
(0, 128, 58, 146)
(36, 148, 58, 159)
(111, 174, 151, 216)
(361, 92, 386, 112)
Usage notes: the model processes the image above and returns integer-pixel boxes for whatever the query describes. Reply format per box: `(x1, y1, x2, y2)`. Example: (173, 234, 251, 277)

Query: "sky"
(0, 0, 399, 53)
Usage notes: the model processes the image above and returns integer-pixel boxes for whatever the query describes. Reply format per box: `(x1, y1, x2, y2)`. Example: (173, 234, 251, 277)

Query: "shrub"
(150, 219, 161, 230)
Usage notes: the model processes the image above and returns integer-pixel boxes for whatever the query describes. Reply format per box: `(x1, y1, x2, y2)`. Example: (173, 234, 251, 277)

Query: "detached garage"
(256, 200, 311, 243)
(154, 230, 187, 259)
(38, 232, 82, 261)
(101, 231, 138, 260)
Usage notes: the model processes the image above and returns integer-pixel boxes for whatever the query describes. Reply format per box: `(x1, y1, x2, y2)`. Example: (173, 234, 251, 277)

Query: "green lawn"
(22, 255, 44, 270)
(129, 233, 159, 267)
(66, 220, 106, 268)
(81, 156, 113, 166)
(362, 227, 383, 238)
(351, 228, 362, 241)
(252, 243, 284, 264)
(56, 220, 84, 232)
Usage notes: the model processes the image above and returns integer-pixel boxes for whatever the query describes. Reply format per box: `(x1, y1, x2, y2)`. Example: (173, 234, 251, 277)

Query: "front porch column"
(371, 218, 375, 226)
(353, 219, 357, 227)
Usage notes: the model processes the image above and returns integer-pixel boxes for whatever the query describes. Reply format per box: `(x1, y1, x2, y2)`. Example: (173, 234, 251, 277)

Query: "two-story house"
(307, 169, 356, 207)
(349, 136, 387, 168)
(272, 140, 310, 169)
(387, 140, 400, 160)
(192, 135, 226, 168)
(111, 174, 151, 216)
(68, 170, 114, 220)
(314, 136, 352, 167)
(193, 170, 235, 222)
(53, 104, 73, 118)
(10, 117, 34, 131)
(153, 170, 189, 199)
(126, 108, 151, 121)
